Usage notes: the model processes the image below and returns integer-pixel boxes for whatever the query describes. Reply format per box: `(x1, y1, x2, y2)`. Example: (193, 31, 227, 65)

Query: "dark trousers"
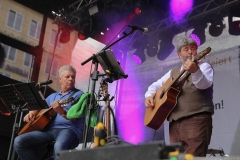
(169, 112, 212, 157)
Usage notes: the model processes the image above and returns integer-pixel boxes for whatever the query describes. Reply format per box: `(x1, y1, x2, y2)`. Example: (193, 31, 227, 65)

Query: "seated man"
(14, 65, 84, 160)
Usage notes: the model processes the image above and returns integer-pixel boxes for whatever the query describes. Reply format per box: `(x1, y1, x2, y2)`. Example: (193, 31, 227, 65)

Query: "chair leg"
(41, 142, 54, 160)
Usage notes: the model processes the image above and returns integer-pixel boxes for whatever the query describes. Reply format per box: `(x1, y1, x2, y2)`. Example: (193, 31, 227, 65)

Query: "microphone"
(127, 25, 148, 33)
(36, 80, 53, 87)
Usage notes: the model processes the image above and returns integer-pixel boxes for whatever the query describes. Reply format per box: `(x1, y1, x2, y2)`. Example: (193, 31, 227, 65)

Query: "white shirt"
(145, 62, 214, 98)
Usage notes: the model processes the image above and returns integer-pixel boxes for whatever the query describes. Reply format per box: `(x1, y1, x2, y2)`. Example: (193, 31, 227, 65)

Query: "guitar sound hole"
(159, 92, 164, 99)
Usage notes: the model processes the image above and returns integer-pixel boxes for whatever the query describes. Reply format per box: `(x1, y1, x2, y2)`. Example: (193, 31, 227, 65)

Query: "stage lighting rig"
(209, 18, 225, 37)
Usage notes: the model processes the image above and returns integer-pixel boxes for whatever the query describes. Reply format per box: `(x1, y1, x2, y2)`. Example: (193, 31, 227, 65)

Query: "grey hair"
(58, 65, 76, 77)
(177, 37, 198, 52)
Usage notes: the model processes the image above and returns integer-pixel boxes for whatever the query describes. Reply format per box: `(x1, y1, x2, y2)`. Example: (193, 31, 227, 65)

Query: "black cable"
(152, 130, 157, 141)
(105, 135, 132, 146)
(108, 105, 118, 135)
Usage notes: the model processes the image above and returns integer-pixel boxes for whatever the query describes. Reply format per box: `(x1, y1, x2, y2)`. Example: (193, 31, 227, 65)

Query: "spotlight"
(88, 5, 98, 16)
(132, 38, 147, 64)
(59, 28, 71, 43)
(209, 19, 224, 37)
(228, 9, 240, 35)
(146, 37, 159, 57)
(157, 31, 175, 60)
(78, 31, 88, 40)
(189, 23, 207, 46)
(78, 17, 92, 40)
(134, 3, 141, 15)
(58, 24, 73, 43)
(132, 49, 145, 65)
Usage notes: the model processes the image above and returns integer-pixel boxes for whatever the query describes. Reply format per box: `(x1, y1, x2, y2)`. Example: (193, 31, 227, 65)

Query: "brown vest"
(167, 67, 214, 122)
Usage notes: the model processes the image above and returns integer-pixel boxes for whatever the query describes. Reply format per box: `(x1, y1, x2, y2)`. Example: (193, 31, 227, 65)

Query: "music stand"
(81, 49, 128, 148)
(96, 49, 128, 82)
(0, 82, 49, 160)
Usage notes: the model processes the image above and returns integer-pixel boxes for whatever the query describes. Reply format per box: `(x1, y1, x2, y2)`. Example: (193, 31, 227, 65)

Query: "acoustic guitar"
(144, 47, 211, 130)
(18, 97, 73, 135)
(93, 79, 112, 147)
(100, 79, 111, 137)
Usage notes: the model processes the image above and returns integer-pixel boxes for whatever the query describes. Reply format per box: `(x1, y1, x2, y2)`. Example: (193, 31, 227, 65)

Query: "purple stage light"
(132, 49, 145, 65)
(115, 73, 144, 144)
(189, 34, 200, 46)
(132, 55, 142, 64)
(170, 0, 193, 23)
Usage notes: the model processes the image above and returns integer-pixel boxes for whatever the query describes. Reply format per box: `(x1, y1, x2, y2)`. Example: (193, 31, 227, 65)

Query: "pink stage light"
(170, 0, 193, 23)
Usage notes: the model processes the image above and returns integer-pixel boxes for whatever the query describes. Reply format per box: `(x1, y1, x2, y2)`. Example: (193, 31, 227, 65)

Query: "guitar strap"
(53, 88, 79, 103)
(68, 88, 79, 101)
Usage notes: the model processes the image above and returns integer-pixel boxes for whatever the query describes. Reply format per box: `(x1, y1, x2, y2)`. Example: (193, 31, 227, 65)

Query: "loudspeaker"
(57, 141, 164, 160)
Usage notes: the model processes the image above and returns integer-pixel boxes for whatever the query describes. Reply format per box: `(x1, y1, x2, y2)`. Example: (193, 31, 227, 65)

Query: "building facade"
(0, 0, 79, 91)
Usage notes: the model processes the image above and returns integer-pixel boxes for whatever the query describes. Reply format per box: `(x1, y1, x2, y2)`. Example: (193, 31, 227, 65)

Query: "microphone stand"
(81, 28, 137, 149)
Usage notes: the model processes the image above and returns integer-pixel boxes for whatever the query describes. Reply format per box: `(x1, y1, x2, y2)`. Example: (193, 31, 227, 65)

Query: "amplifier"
(58, 141, 165, 160)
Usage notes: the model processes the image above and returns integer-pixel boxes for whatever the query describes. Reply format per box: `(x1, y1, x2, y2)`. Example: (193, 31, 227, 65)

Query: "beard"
(182, 55, 193, 62)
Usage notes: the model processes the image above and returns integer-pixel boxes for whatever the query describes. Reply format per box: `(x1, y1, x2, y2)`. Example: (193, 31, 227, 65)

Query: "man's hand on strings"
(52, 101, 72, 120)
(23, 110, 38, 122)
(52, 101, 67, 116)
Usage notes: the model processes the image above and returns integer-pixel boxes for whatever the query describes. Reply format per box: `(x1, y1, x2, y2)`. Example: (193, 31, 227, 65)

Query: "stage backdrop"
(113, 16, 240, 155)
(71, 17, 240, 155)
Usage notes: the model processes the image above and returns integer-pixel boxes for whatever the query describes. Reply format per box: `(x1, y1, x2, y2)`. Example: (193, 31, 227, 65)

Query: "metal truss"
(52, 0, 240, 46)
(53, 0, 99, 26)
(125, 0, 240, 46)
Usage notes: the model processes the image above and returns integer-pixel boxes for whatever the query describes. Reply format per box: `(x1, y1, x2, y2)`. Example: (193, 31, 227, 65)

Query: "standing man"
(145, 38, 214, 156)
(14, 65, 84, 160)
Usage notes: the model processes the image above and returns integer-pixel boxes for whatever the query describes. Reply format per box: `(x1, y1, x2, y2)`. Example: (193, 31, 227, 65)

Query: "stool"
(41, 141, 55, 160)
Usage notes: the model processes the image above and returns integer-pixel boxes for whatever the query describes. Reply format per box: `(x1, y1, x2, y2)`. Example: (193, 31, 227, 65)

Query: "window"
(2, 44, 16, 62)
(50, 29, 61, 48)
(23, 53, 33, 67)
(45, 56, 59, 77)
(0, 72, 11, 78)
(0, 44, 4, 68)
(7, 10, 23, 31)
(19, 79, 27, 83)
(29, 20, 42, 40)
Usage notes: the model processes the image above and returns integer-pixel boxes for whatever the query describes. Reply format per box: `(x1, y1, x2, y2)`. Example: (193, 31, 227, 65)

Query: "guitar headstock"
(59, 97, 74, 107)
(193, 47, 211, 62)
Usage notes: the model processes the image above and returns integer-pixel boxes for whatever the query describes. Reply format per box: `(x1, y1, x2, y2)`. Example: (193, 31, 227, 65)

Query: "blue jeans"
(14, 128, 80, 160)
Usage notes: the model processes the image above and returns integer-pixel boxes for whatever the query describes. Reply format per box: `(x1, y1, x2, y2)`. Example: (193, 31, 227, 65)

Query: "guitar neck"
(163, 69, 188, 95)
(36, 97, 72, 118)
(36, 106, 53, 118)
(105, 100, 111, 137)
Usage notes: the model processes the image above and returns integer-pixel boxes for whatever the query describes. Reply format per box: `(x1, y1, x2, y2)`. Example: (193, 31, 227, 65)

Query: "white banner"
(203, 46, 240, 155)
